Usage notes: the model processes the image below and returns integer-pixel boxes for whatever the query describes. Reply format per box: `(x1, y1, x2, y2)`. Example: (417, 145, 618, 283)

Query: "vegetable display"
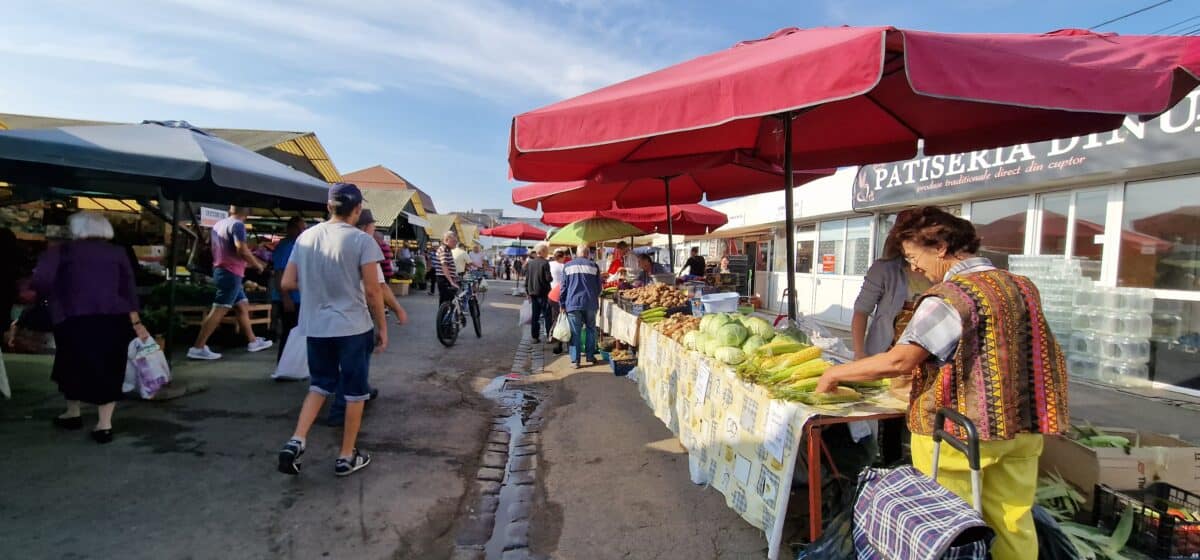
(621, 284, 689, 308)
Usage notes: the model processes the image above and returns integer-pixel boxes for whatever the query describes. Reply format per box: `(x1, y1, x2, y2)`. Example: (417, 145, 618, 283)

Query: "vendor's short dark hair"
(691, 247, 699, 253)
(893, 206, 981, 255)
(638, 253, 652, 264)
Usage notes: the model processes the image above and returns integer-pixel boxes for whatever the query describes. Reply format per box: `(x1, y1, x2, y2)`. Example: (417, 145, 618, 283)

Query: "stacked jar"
(1009, 255, 1080, 339)
(1066, 285, 1155, 387)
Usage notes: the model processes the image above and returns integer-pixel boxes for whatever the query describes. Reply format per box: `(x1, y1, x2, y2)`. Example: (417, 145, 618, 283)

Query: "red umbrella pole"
(782, 112, 797, 321)
(664, 177, 675, 271)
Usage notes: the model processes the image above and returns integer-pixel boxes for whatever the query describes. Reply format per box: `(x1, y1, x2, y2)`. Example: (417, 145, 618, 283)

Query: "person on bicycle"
(435, 232, 461, 305)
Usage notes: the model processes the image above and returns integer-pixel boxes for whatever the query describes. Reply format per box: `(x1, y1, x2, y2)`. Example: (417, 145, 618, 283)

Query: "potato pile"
(654, 314, 700, 342)
(610, 348, 634, 361)
(621, 284, 689, 308)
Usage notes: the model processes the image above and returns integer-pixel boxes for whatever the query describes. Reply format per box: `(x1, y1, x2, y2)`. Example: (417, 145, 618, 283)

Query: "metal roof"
(360, 188, 416, 228)
(343, 165, 437, 213)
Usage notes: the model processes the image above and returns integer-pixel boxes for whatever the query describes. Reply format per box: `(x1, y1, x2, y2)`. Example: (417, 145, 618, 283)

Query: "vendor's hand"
(134, 323, 152, 341)
(815, 371, 839, 394)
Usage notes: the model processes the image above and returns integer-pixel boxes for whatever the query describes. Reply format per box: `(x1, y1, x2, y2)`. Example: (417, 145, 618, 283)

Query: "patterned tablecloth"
(635, 323, 905, 560)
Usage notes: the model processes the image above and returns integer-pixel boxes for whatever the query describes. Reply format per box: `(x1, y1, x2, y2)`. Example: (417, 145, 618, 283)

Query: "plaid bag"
(853, 466, 992, 560)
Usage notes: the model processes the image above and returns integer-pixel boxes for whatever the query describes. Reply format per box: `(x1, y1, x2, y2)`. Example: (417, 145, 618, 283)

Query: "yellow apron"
(910, 433, 1043, 560)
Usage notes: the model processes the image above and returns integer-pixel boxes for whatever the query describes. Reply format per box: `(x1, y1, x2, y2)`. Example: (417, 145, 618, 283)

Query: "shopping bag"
(519, 300, 532, 326)
(123, 338, 171, 399)
(552, 312, 572, 342)
(0, 347, 9, 398)
(548, 284, 561, 303)
(272, 327, 309, 380)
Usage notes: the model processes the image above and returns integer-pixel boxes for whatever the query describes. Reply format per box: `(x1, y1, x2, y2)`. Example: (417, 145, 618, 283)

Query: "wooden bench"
(176, 304, 272, 334)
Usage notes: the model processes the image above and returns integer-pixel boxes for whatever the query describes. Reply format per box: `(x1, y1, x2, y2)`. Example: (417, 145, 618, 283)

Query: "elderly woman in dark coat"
(32, 212, 148, 443)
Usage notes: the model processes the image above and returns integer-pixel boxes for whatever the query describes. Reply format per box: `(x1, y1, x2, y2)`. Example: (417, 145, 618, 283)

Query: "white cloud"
(326, 78, 383, 94)
(0, 26, 205, 77)
(157, 0, 653, 100)
(112, 83, 319, 121)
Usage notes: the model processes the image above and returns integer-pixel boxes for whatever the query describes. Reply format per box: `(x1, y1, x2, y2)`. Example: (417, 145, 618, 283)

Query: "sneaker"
(277, 438, 305, 475)
(367, 388, 380, 401)
(335, 449, 371, 477)
(247, 338, 274, 353)
(187, 346, 222, 360)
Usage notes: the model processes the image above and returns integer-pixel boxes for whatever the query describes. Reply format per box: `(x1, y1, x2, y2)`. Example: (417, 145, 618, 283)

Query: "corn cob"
(754, 341, 808, 358)
(781, 359, 831, 383)
(764, 347, 823, 372)
(794, 387, 862, 405)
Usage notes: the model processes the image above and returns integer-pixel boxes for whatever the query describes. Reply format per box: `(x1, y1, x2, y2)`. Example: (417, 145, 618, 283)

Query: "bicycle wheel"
(436, 301, 459, 347)
(469, 297, 482, 338)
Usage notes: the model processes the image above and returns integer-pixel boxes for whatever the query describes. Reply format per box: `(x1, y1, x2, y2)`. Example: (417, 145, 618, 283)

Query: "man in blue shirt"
(272, 216, 306, 361)
(561, 244, 602, 368)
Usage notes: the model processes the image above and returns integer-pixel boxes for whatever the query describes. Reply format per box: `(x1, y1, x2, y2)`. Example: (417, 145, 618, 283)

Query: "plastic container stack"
(1009, 255, 1155, 388)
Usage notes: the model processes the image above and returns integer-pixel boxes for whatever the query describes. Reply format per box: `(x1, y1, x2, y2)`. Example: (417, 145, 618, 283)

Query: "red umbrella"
(513, 150, 833, 212)
(541, 203, 728, 235)
(480, 222, 547, 241)
(509, 26, 1200, 320)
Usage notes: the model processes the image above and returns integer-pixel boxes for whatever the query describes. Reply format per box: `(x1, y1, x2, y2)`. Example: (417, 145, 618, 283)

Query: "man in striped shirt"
(435, 232, 461, 305)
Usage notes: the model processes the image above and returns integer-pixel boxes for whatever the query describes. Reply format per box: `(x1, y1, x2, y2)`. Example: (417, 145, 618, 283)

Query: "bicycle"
(436, 274, 482, 347)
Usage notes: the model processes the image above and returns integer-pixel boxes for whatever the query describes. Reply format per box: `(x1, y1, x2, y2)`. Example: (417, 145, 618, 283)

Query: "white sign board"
(200, 207, 228, 228)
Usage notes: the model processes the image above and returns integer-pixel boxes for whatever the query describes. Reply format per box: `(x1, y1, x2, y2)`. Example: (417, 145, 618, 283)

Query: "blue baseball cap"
(329, 182, 364, 208)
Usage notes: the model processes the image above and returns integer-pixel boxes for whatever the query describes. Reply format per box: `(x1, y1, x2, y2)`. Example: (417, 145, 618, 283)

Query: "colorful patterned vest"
(908, 270, 1069, 441)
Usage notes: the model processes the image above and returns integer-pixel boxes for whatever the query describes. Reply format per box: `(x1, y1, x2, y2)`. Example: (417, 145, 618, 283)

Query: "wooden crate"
(176, 303, 272, 333)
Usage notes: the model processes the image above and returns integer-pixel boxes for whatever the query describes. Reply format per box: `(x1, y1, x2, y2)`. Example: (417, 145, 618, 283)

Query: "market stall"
(627, 311, 904, 559)
(0, 120, 330, 360)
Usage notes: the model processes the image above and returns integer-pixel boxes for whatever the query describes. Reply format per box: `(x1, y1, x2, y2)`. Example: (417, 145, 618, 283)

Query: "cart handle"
(931, 408, 983, 513)
(931, 408, 981, 471)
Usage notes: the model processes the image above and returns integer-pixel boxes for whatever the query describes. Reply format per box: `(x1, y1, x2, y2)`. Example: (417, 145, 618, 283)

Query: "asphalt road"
(0, 287, 520, 560)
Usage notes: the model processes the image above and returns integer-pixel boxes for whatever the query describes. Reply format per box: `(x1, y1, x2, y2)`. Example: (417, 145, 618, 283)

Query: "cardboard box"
(1040, 427, 1200, 506)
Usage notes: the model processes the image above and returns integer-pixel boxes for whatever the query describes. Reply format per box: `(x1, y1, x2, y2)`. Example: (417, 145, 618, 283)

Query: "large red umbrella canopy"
(512, 150, 833, 212)
(541, 203, 728, 235)
(509, 26, 1200, 181)
(480, 222, 547, 241)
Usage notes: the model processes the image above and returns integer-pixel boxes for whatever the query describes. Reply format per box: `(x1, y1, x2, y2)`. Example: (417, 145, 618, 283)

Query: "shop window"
(817, 220, 844, 275)
(1150, 299, 1200, 389)
(1038, 193, 1070, 256)
(796, 240, 814, 273)
(1119, 175, 1200, 292)
(875, 205, 960, 260)
(845, 217, 872, 275)
(1073, 190, 1107, 280)
(971, 196, 1029, 270)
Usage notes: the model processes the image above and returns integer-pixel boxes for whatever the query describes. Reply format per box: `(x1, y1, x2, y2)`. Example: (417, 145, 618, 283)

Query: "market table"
(599, 299, 640, 346)
(634, 322, 905, 560)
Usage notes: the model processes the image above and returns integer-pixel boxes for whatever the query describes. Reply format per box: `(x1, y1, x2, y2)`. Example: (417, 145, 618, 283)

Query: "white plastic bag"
(552, 312, 572, 342)
(0, 346, 9, 398)
(272, 327, 309, 380)
(123, 338, 171, 399)
(519, 300, 532, 326)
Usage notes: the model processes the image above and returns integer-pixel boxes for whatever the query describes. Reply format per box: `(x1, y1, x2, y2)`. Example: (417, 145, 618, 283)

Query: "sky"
(1, 0, 1197, 217)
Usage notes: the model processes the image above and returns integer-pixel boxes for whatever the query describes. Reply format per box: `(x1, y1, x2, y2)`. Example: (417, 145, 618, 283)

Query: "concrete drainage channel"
(453, 375, 549, 560)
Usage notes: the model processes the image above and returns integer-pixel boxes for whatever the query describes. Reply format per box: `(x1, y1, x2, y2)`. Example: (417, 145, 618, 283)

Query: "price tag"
(763, 401, 793, 463)
(695, 360, 712, 406)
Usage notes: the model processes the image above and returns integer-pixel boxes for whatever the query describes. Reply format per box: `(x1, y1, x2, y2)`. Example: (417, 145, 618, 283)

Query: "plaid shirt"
(896, 257, 996, 364)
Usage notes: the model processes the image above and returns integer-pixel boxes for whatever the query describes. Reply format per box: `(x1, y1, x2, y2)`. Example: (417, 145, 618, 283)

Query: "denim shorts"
(306, 330, 374, 402)
(212, 268, 247, 308)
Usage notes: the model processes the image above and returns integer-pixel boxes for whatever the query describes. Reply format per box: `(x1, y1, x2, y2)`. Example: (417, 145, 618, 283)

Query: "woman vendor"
(814, 206, 1068, 560)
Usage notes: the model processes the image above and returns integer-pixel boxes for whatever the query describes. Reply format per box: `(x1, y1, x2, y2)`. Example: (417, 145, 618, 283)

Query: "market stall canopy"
(509, 27, 1200, 181)
(0, 120, 330, 209)
(503, 246, 529, 256)
(480, 221, 547, 240)
(541, 203, 727, 235)
(512, 150, 833, 211)
(458, 223, 480, 247)
(403, 211, 430, 228)
(547, 217, 645, 245)
(343, 165, 438, 214)
(424, 213, 458, 238)
(360, 188, 416, 228)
